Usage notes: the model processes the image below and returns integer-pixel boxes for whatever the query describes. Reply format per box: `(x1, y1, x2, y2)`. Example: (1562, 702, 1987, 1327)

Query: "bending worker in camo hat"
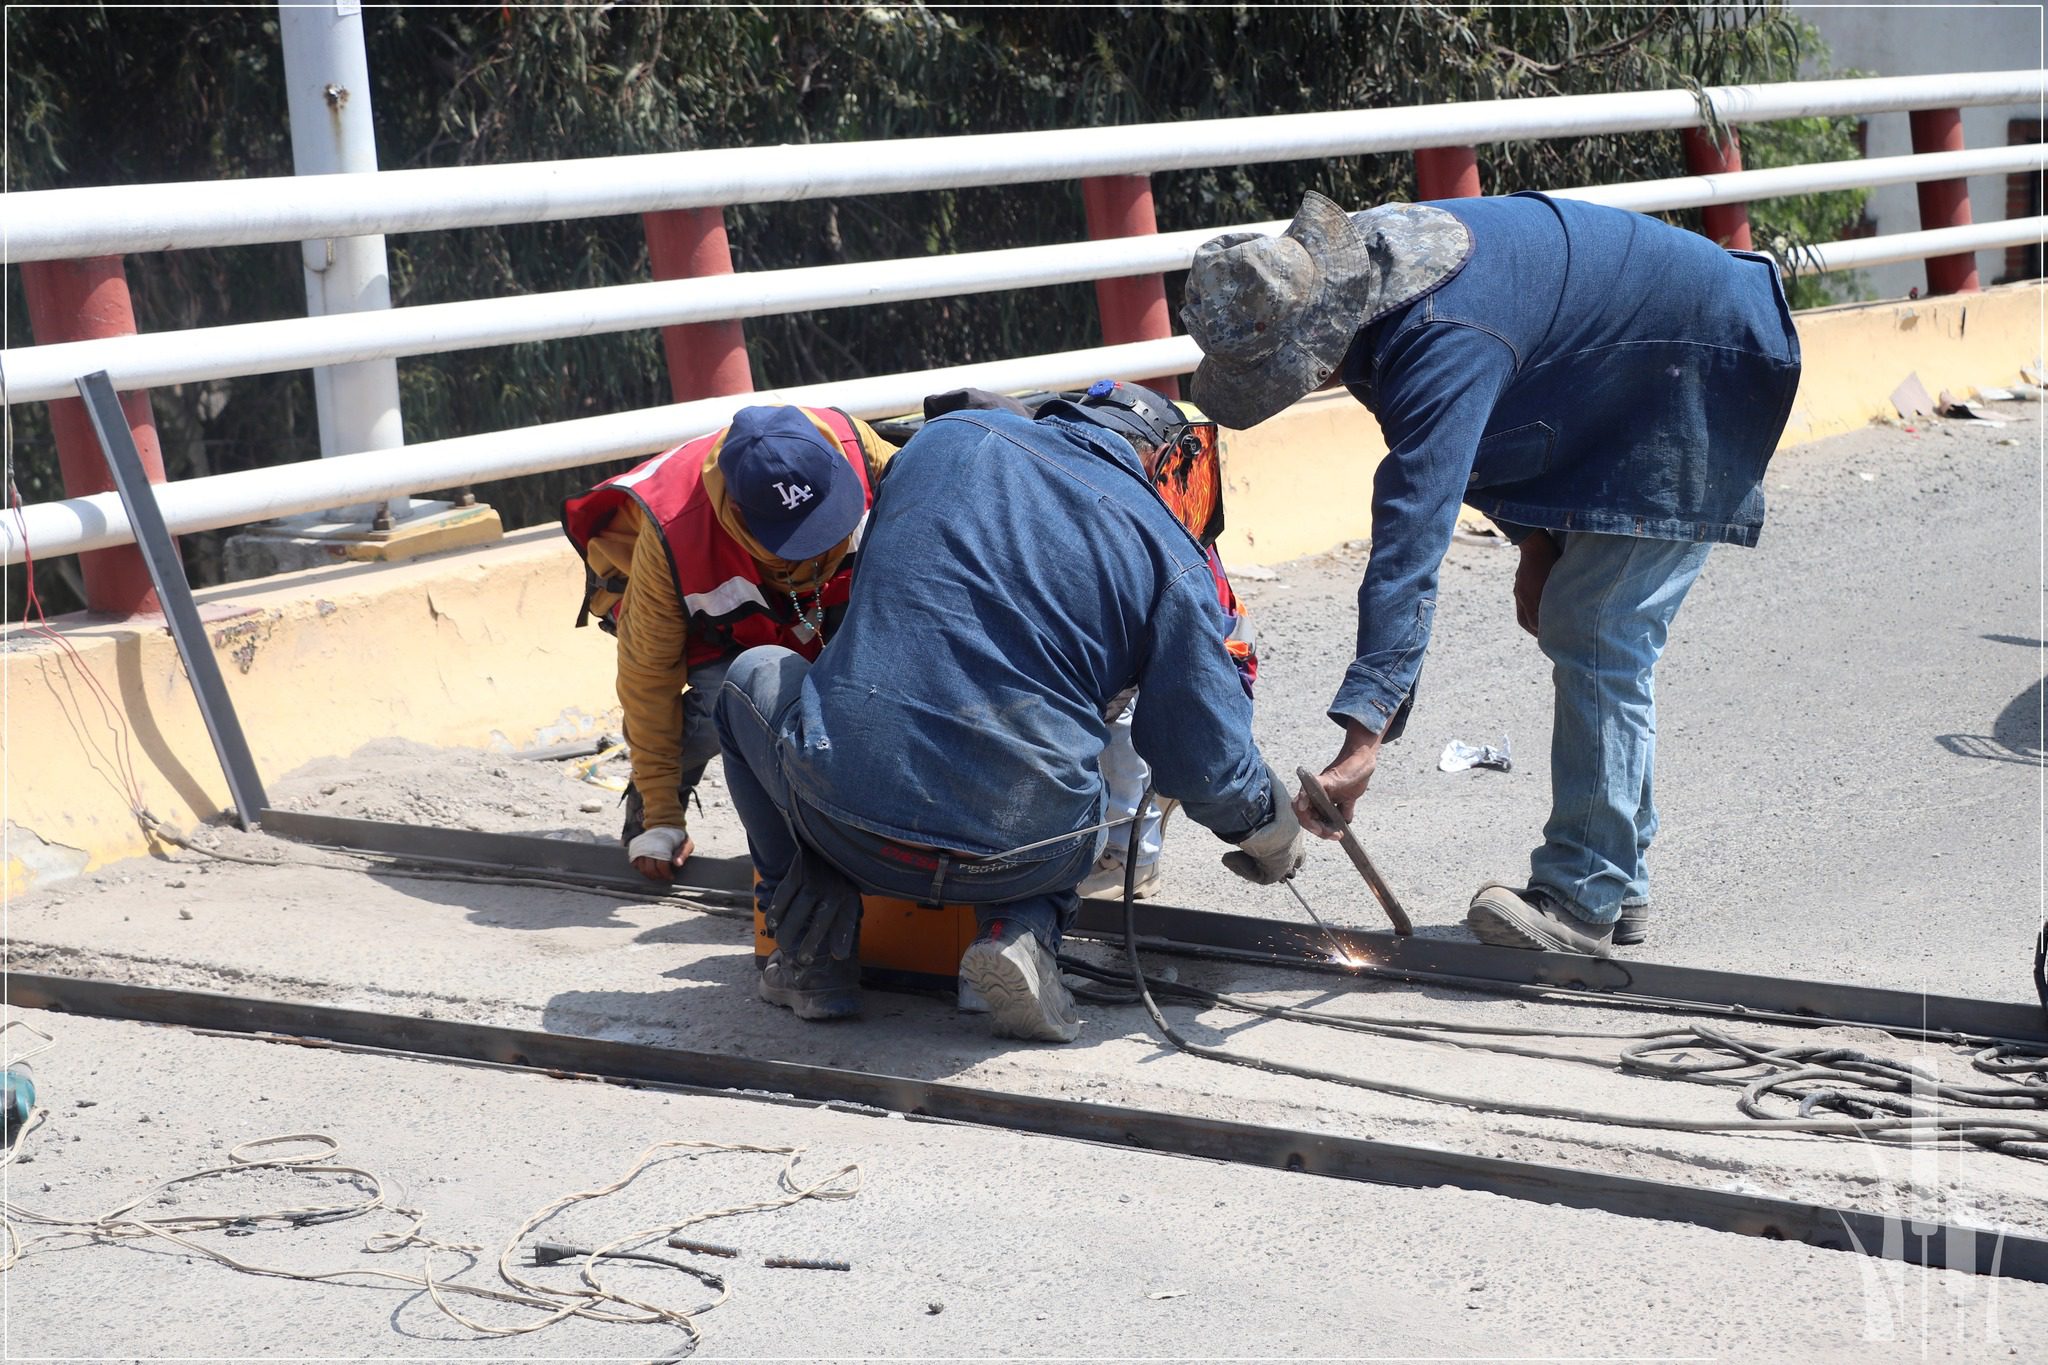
(1180, 190, 1801, 956)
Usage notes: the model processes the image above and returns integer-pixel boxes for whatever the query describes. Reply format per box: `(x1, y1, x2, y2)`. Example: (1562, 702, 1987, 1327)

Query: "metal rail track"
(260, 809, 2048, 1046)
(7, 969, 2042, 1286)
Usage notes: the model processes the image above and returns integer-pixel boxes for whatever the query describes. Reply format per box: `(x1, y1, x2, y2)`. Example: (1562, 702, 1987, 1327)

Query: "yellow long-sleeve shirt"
(615, 415, 895, 832)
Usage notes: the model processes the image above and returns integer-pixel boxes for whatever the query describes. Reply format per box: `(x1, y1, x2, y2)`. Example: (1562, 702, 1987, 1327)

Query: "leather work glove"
(1220, 764, 1307, 885)
(767, 842, 864, 967)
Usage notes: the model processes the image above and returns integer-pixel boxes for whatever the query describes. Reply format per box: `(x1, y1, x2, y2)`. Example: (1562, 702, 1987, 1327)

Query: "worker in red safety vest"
(564, 405, 896, 881)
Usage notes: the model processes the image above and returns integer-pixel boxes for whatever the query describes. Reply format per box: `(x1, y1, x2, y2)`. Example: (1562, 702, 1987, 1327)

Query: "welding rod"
(665, 1235, 741, 1258)
(1281, 874, 1355, 966)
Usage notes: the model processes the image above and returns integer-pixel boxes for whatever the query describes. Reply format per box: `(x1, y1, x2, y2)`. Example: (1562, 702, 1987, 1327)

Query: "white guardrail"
(3, 69, 2045, 566)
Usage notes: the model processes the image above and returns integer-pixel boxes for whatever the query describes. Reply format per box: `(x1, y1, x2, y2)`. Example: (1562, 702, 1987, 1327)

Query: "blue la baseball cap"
(720, 406, 865, 561)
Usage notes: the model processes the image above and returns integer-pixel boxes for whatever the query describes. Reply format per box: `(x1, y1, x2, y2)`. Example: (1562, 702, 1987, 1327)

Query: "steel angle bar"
(78, 372, 268, 829)
(258, 812, 2048, 1046)
(1071, 900, 2048, 1048)
(6, 969, 2041, 1285)
(256, 808, 755, 897)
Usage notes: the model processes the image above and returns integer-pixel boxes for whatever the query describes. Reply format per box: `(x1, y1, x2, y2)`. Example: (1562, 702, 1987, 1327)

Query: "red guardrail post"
(1080, 174, 1180, 400)
(1909, 107, 1980, 295)
(18, 256, 167, 616)
(1680, 127, 1754, 250)
(643, 207, 755, 400)
(1414, 146, 1481, 201)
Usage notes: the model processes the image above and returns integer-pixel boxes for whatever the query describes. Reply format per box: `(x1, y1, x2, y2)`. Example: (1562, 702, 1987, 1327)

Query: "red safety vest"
(562, 407, 876, 668)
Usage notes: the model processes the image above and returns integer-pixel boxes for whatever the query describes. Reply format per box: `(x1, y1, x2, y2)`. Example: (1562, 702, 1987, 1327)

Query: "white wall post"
(278, 0, 407, 525)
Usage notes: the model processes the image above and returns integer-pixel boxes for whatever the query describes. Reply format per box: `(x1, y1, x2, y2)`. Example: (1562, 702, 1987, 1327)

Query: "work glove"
(766, 841, 864, 967)
(1220, 764, 1307, 885)
(627, 826, 690, 881)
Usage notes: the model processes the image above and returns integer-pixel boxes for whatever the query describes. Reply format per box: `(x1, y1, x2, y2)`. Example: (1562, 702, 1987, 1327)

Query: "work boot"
(756, 948, 863, 1021)
(1615, 897, 1650, 947)
(957, 921, 1081, 1043)
(1078, 854, 1163, 901)
(1466, 883, 1613, 958)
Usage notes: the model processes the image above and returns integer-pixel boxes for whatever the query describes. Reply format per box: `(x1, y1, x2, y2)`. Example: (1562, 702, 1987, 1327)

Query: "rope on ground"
(1104, 785, 2048, 1160)
(0, 1060, 861, 1361)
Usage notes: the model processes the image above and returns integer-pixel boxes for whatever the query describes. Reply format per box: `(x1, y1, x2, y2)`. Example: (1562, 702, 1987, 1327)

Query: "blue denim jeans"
(1528, 531, 1712, 925)
(675, 655, 732, 796)
(714, 646, 1102, 951)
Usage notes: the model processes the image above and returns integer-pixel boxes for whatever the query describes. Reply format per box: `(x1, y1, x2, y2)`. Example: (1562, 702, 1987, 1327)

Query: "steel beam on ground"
(256, 808, 754, 896)
(7, 969, 2040, 1285)
(257, 812, 2048, 1046)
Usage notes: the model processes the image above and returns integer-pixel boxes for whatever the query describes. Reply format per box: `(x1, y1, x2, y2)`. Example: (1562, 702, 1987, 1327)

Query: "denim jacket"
(779, 409, 1276, 857)
(1332, 193, 1802, 734)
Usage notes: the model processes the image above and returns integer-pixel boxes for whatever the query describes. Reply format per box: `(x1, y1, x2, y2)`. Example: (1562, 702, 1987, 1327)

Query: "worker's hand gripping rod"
(1296, 767, 1414, 936)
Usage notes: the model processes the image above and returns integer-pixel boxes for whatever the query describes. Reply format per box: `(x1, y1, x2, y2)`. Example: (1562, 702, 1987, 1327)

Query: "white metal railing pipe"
(9, 143, 2045, 407)
(1557, 143, 2048, 213)
(7, 70, 2041, 262)
(0, 222, 1281, 406)
(0, 336, 1202, 565)
(1792, 216, 2048, 274)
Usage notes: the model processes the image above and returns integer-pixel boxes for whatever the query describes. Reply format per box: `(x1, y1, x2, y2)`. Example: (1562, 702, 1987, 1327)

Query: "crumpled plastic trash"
(1439, 736, 1512, 773)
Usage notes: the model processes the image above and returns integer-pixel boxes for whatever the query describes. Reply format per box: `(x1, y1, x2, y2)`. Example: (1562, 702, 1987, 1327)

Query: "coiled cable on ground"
(1106, 785, 2048, 1158)
(0, 1022, 860, 1360)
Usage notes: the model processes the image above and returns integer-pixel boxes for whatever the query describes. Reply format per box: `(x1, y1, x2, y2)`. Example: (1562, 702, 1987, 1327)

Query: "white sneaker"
(956, 922, 1081, 1043)
(1077, 854, 1163, 900)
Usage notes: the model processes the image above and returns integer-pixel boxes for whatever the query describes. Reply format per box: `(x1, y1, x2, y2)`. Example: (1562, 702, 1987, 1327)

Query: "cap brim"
(754, 467, 865, 561)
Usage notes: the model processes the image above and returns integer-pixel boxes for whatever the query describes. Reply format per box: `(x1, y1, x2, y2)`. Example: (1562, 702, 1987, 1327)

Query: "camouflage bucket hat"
(1182, 191, 1474, 429)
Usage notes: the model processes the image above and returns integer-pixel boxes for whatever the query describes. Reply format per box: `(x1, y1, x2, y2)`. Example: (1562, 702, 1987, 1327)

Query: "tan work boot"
(957, 921, 1081, 1043)
(1466, 883, 1613, 958)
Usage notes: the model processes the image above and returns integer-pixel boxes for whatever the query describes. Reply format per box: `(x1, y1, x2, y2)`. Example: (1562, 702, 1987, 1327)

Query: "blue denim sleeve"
(1331, 322, 1517, 735)
(1129, 562, 1274, 844)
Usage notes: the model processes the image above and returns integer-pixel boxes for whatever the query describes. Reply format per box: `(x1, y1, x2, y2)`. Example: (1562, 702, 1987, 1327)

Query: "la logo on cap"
(773, 481, 815, 510)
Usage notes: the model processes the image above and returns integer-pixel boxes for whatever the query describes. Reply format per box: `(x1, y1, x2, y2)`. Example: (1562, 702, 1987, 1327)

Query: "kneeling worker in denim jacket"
(714, 381, 1302, 1042)
(1181, 191, 1802, 957)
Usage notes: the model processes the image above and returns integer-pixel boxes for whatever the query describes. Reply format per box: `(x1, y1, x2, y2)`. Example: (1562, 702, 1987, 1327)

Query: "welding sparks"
(1283, 877, 1367, 968)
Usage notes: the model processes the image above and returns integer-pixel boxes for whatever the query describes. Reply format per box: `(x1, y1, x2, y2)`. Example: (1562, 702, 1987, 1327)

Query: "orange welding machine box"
(752, 893, 980, 991)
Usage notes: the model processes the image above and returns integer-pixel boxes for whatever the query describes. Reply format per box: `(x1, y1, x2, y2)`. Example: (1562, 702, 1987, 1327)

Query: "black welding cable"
(1113, 786, 2048, 1154)
(1076, 943, 2048, 1139)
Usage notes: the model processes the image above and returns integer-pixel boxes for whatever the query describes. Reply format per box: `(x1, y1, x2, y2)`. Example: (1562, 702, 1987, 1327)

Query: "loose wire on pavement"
(1106, 785, 2048, 1159)
(0, 1052, 861, 1361)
